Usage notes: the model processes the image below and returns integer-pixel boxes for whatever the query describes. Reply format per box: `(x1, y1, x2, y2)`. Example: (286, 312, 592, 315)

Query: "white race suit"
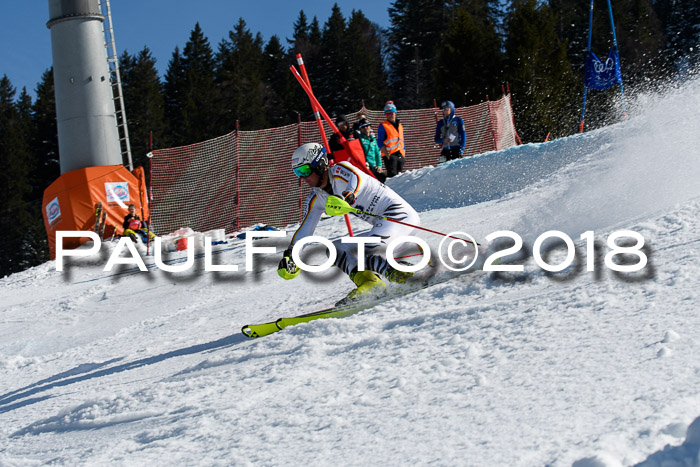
(290, 161, 420, 276)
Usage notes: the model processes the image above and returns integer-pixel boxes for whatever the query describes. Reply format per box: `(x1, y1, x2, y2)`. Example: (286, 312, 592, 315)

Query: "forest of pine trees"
(0, 0, 697, 276)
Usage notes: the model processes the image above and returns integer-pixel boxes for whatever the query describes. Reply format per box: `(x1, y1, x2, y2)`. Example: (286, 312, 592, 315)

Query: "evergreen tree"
(306, 17, 324, 106)
(215, 18, 267, 132)
(658, 0, 700, 73)
(287, 10, 324, 67)
(28, 69, 59, 267)
(433, 2, 505, 105)
(16, 87, 48, 268)
(317, 4, 352, 112)
(287, 11, 313, 61)
(387, 0, 448, 107)
(309, 17, 323, 52)
(504, 0, 579, 141)
(31, 69, 59, 201)
(118, 49, 135, 79)
(345, 10, 390, 109)
(286, 11, 323, 121)
(117, 49, 136, 164)
(549, 0, 592, 75)
(0, 77, 34, 276)
(609, 0, 665, 83)
(654, 0, 700, 74)
(262, 35, 297, 126)
(116, 50, 135, 166)
(163, 46, 186, 146)
(121, 47, 167, 167)
(163, 24, 217, 146)
(181, 23, 217, 142)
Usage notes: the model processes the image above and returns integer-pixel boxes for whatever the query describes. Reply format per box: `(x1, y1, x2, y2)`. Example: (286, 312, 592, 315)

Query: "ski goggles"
(293, 164, 313, 178)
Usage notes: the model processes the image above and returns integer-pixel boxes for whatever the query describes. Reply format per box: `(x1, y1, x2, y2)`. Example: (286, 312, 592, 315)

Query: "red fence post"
(486, 95, 498, 151)
(148, 131, 153, 201)
(235, 119, 240, 231)
(505, 83, 523, 145)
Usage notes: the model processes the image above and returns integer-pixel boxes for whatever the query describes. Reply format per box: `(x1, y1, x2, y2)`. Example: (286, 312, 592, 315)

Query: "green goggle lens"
(293, 164, 313, 178)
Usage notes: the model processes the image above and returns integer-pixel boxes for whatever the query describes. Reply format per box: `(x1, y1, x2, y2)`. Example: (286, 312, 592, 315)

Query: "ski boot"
(336, 269, 385, 306)
(384, 263, 415, 284)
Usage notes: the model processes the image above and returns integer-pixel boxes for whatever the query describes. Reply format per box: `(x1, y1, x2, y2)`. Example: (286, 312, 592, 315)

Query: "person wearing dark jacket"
(357, 118, 386, 183)
(434, 100, 466, 161)
(123, 204, 155, 242)
(352, 112, 368, 139)
(329, 114, 353, 159)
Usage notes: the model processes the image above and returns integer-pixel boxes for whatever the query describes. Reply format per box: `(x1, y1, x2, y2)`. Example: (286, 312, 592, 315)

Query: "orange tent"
(42, 164, 149, 259)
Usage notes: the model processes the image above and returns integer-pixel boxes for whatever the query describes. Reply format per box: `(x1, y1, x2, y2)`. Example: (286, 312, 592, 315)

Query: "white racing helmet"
(291, 143, 328, 178)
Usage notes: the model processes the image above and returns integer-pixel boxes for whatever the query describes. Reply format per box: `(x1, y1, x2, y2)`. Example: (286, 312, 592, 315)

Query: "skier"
(278, 142, 419, 304)
(434, 100, 466, 161)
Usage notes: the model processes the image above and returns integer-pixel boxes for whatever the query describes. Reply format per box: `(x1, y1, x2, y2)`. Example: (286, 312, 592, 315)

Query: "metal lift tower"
(42, 0, 150, 259)
(47, 0, 122, 173)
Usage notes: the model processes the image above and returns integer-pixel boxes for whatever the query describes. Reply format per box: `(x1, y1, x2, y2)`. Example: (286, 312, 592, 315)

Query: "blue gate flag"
(585, 48, 622, 90)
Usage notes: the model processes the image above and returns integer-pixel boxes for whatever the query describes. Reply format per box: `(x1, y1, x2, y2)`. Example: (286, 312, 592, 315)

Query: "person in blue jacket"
(434, 101, 466, 161)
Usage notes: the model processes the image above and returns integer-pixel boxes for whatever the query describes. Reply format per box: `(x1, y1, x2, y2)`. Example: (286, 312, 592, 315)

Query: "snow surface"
(2, 77, 700, 466)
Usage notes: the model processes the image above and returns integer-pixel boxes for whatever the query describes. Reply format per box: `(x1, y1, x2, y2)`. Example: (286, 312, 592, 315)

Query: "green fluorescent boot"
(384, 264, 414, 284)
(337, 270, 386, 306)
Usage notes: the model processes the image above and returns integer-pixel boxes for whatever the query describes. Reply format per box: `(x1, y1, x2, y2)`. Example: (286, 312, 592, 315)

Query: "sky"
(0, 1, 393, 98)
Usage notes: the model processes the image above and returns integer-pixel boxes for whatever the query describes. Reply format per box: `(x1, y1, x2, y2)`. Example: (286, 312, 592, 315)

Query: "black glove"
(342, 190, 355, 205)
(277, 248, 300, 280)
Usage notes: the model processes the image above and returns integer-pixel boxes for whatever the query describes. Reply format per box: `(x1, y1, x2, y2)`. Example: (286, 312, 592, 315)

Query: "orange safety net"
(42, 164, 149, 259)
(150, 95, 518, 236)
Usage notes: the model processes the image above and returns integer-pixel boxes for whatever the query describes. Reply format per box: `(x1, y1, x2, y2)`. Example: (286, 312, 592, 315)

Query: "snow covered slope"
(2, 77, 700, 466)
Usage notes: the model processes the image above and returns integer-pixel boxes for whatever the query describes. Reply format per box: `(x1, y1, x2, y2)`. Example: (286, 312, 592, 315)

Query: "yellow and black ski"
(241, 265, 482, 338)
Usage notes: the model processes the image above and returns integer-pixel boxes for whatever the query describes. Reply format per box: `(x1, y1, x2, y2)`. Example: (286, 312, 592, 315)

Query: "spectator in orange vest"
(377, 101, 405, 178)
